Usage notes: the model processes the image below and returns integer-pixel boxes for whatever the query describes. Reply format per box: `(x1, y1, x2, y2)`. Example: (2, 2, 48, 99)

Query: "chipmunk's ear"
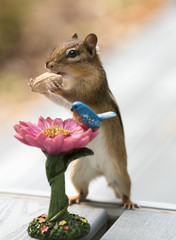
(71, 33, 78, 39)
(84, 33, 98, 51)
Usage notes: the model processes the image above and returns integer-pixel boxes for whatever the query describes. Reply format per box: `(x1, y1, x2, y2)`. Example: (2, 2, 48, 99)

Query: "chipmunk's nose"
(46, 61, 54, 69)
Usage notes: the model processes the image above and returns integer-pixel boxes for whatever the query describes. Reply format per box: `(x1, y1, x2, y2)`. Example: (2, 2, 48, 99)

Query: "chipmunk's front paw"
(46, 78, 63, 93)
(29, 72, 63, 94)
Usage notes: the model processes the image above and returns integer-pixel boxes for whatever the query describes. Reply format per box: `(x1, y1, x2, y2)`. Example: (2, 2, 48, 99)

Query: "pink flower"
(14, 117, 98, 155)
(41, 225, 49, 232)
(64, 225, 70, 230)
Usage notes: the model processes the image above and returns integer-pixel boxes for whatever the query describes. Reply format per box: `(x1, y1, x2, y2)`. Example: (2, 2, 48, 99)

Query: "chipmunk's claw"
(46, 80, 62, 93)
(122, 196, 140, 210)
(122, 202, 139, 210)
(69, 192, 86, 205)
(28, 78, 34, 88)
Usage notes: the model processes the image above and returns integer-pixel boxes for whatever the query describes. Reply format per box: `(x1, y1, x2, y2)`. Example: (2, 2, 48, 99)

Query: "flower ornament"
(14, 116, 98, 155)
(14, 115, 96, 240)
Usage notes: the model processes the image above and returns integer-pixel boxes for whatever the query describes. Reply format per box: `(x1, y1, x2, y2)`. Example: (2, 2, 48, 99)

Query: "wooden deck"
(1, 192, 176, 240)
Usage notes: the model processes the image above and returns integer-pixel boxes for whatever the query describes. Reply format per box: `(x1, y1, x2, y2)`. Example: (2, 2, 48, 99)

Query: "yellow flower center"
(43, 126, 70, 138)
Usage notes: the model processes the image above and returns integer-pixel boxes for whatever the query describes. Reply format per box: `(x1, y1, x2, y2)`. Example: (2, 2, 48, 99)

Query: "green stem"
(45, 154, 70, 222)
(44, 148, 94, 222)
(47, 172, 70, 221)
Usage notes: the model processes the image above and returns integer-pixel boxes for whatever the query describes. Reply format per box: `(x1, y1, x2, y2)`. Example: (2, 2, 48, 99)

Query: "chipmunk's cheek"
(62, 75, 74, 90)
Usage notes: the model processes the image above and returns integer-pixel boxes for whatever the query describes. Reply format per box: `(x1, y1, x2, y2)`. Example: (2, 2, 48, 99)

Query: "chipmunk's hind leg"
(107, 169, 139, 209)
(70, 158, 100, 205)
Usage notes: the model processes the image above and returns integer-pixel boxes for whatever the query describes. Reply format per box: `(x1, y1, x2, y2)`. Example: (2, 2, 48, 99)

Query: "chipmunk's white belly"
(88, 129, 110, 174)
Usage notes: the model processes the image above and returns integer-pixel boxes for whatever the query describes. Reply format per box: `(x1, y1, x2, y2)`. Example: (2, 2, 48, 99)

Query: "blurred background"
(1, 0, 176, 205)
(0, 0, 164, 124)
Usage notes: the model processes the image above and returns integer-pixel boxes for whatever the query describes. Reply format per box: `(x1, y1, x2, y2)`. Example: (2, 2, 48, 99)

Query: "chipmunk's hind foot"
(69, 192, 86, 205)
(122, 195, 140, 210)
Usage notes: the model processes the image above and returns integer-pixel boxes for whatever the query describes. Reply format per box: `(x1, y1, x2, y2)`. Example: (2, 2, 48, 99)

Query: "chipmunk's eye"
(67, 50, 78, 58)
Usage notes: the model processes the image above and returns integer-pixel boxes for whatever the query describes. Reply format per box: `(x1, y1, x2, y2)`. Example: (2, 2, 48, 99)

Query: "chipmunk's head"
(46, 33, 99, 79)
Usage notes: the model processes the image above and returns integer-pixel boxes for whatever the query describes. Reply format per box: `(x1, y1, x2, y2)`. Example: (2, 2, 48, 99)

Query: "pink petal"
(18, 121, 29, 127)
(52, 134, 64, 152)
(34, 132, 49, 151)
(37, 116, 50, 130)
(36, 132, 64, 154)
(46, 117, 54, 126)
(70, 126, 84, 135)
(74, 135, 90, 149)
(42, 133, 64, 154)
(19, 121, 41, 134)
(63, 118, 79, 131)
(18, 126, 38, 137)
(25, 134, 43, 148)
(14, 126, 30, 139)
(75, 128, 92, 139)
(53, 118, 64, 128)
(62, 134, 90, 151)
(13, 124, 21, 132)
(14, 134, 31, 145)
(61, 128, 95, 152)
(61, 137, 75, 153)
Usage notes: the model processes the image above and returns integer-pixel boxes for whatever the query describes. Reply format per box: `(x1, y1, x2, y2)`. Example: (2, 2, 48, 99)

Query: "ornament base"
(28, 213, 90, 240)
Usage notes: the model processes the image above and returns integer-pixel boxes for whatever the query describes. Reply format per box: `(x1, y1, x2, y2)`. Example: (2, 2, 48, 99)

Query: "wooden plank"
(0, 193, 108, 240)
(101, 210, 176, 240)
(82, 199, 176, 220)
(136, 200, 176, 211)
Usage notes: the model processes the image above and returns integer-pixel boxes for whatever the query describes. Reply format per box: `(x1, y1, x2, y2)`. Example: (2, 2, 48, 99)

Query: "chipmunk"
(42, 33, 137, 209)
